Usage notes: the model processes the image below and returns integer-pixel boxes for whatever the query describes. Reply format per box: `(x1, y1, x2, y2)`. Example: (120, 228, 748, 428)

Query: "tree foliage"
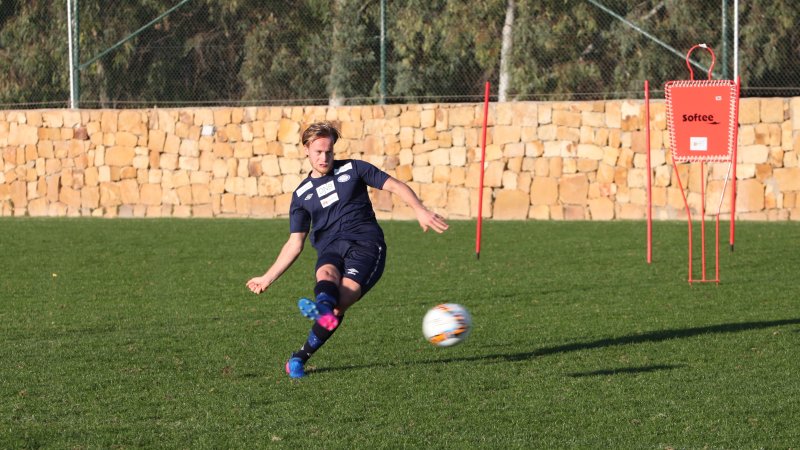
(389, 0, 504, 102)
(0, 0, 796, 107)
(739, 0, 800, 95)
(0, 1, 70, 106)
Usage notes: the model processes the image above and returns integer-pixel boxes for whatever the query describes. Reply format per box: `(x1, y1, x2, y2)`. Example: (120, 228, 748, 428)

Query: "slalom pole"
(645, 80, 652, 264)
(476, 81, 490, 260)
(715, 212, 720, 283)
(701, 161, 706, 280)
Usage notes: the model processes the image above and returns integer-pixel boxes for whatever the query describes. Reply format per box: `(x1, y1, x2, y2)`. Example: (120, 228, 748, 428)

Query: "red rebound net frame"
(646, 44, 740, 284)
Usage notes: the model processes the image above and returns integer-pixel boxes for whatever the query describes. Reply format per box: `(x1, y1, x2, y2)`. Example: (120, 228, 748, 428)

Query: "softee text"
(682, 113, 715, 122)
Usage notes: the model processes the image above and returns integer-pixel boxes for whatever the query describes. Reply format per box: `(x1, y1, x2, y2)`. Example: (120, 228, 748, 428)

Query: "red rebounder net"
(653, 44, 740, 284)
(665, 79, 738, 163)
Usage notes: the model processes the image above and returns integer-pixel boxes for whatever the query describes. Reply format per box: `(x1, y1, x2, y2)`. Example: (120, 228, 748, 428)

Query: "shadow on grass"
(315, 318, 800, 375)
(501, 318, 800, 362)
(568, 364, 685, 378)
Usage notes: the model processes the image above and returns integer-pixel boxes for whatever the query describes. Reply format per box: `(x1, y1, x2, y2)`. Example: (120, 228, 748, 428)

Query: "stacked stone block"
(1, 98, 799, 220)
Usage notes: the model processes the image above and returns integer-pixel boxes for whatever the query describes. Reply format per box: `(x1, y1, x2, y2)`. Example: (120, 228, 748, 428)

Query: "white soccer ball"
(422, 303, 472, 347)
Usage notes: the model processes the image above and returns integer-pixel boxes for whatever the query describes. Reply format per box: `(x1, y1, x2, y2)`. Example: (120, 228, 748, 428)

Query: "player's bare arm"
(382, 177, 449, 233)
(246, 232, 307, 294)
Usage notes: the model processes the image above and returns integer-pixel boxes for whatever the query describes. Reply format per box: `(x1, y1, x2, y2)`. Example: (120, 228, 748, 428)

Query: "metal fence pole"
(733, 0, 739, 79)
(67, 0, 79, 108)
(379, 0, 386, 104)
(722, 0, 729, 79)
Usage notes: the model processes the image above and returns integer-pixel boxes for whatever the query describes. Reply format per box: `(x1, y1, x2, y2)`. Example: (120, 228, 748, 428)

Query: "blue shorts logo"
(337, 174, 351, 183)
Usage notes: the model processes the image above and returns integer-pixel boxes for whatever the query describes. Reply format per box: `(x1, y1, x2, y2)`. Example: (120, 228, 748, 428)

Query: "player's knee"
(336, 280, 362, 314)
(316, 265, 340, 283)
(340, 284, 360, 300)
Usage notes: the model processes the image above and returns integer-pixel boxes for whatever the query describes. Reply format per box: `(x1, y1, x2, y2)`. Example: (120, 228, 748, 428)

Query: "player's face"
(305, 137, 335, 177)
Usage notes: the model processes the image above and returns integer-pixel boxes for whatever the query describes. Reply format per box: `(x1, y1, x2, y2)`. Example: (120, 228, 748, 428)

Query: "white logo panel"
(296, 181, 313, 197)
(320, 192, 339, 208)
(316, 180, 336, 197)
(334, 162, 352, 175)
(690, 137, 708, 151)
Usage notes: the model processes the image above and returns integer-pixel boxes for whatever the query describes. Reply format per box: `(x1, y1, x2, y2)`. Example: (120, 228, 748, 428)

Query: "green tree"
(0, 0, 797, 107)
(605, 1, 722, 93)
(239, 1, 329, 103)
(739, 0, 800, 94)
(327, 0, 380, 105)
(509, 0, 606, 100)
(0, 1, 70, 106)
(77, 0, 256, 107)
(389, 0, 505, 102)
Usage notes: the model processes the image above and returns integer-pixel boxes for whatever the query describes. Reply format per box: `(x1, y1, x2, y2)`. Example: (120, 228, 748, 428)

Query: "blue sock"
(292, 314, 345, 362)
(314, 280, 340, 308)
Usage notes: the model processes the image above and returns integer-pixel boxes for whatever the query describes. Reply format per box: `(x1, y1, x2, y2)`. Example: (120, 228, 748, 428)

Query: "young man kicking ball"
(246, 121, 449, 378)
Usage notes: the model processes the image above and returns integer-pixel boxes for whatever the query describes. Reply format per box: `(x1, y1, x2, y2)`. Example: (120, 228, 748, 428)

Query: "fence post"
(67, 0, 80, 108)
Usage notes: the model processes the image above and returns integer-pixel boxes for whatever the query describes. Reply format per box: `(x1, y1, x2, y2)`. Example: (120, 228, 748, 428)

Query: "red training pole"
(701, 161, 706, 280)
(645, 80, 652, 264)
(715, 214, 720, 283)
(475, 81, 490, 260)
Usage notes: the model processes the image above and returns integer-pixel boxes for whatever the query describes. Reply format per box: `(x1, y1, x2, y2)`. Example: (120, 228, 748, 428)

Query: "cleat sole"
(297, 297, 339, 331)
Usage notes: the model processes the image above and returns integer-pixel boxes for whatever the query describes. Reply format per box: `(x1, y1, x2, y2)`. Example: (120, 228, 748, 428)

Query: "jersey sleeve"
(353, 159, 390, 189)
(289, 194, 311, 233)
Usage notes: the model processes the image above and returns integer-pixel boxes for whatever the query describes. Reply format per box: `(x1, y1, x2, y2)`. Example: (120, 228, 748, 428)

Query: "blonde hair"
(302, 121, 340, 147)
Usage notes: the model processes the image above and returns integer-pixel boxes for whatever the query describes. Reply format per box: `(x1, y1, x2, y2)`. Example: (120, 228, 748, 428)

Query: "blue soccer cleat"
(285, 356, 306, 378)
(297, 297, 339, 331)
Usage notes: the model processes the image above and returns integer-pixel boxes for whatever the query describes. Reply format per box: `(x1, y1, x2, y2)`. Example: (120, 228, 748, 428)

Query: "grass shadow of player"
(315, 318, 800, 375)
(567, 364, 685, 378)
(499, 318, 800, 362)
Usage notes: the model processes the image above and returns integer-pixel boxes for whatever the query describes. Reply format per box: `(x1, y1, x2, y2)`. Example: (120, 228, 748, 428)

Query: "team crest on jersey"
(337, 174, 351, 183)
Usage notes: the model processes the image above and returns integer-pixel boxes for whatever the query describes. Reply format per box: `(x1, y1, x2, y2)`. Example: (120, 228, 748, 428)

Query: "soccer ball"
(422, 303, 472, 347)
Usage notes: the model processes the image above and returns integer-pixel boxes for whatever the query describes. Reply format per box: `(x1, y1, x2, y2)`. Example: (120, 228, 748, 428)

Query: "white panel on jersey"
(320, 192, 339, 208)
(334, 162, 352, 175)
(316, 180, 336, 197)
(296, 181, 313, 197)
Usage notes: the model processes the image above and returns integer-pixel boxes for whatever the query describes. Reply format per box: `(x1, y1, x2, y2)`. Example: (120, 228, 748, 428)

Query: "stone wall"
(1, 99, 799, 220)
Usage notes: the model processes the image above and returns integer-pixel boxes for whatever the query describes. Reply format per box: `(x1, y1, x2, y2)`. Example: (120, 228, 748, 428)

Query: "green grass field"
(2, 218, 799, 448)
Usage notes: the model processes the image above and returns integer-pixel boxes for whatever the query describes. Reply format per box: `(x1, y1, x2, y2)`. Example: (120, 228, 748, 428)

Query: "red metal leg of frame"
(672, 162, 693, 283)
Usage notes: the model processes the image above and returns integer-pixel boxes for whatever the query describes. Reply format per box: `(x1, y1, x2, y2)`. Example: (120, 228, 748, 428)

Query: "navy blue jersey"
(289, 159, 390, 252)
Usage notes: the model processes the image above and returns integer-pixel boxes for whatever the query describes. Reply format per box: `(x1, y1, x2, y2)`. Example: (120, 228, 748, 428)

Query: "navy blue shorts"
(316, 240, 386, 296)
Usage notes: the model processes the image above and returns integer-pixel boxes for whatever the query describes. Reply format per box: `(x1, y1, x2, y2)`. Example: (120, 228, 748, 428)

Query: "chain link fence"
(1, 0, 798, 109)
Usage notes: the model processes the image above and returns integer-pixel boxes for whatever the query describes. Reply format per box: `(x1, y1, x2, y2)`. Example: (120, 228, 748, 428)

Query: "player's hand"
(246, 275, 271, 294)
(417, 208, 449, 233)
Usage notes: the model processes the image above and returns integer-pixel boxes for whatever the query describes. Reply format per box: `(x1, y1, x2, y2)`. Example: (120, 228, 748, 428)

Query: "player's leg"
(286, 241, 385, 378)
(335, 240, 386, 314)
(297, 273, 367, 364)
(297, 263, 342, 330)
(334, 277, 362, 315)
(286, 250, 346, 378)
(287, 310, 345, 378)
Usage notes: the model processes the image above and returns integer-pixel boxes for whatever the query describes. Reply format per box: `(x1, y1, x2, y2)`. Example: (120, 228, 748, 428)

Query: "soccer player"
(246, 121, 449, 378)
